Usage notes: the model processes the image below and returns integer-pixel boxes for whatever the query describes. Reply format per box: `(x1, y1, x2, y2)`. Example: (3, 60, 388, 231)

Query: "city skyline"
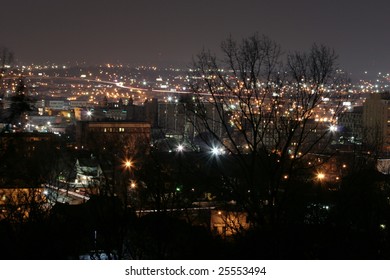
(2, 4, 390, 263)
(1, 0, 390, 79)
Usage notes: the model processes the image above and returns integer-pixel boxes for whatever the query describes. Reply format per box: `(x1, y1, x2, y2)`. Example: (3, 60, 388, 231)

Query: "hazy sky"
(1, 0, 389, 78)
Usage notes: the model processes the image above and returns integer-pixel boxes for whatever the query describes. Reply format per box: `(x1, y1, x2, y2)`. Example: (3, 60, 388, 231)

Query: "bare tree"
(0, 187, 49, 223)
(189, 33, 346, 226)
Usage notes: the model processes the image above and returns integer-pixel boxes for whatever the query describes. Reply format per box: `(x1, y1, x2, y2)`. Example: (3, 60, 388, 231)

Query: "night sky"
(1, 0, 389, 79)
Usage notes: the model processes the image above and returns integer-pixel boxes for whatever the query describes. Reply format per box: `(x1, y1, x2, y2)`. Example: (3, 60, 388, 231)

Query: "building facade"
(363, 93, 390, 152)
(76, 121, 151, 154)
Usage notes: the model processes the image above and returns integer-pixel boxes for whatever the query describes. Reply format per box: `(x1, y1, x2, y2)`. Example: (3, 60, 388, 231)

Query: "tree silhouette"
(189, 33, 347, 226)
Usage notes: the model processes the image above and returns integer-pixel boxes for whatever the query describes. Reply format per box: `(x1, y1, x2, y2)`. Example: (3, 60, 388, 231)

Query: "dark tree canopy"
(189, 33, 347, 225)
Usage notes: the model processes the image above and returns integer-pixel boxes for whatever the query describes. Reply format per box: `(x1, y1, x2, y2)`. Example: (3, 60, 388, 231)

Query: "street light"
(211, 146, 224, 156)
(176, 144, 184, 152)
(211, 147, 219, 155)
(124, 160, 132, 169)
(329, 124, 338, 132)
(317, 172, 325, 180)
(123, 159, 134, 208)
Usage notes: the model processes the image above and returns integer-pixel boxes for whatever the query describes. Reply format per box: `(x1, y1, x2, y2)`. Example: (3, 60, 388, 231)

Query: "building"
(363, 93, 390, 152)
(69, 100, 88, 108)
(338, 106, 363, 144)
(76, 121, 151, 154)
(48, 99, 68, 110)
(75, 157, 103, 188)
(157, 101, 187, 139)
(157, 100, 225, 143)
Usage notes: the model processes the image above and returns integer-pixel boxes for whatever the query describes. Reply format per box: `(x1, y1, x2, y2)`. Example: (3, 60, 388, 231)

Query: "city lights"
(329, 124, 338, 132)
(2, 17, 390, 264)
(124, 160, 132, 169)
(176, 144, 184, 152)
(211, 146, 224, 156)
(317, 173, 325, 180)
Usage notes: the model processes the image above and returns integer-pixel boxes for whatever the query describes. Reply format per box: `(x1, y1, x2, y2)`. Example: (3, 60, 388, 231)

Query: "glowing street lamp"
(317, 172, 325, 180)
(329, 124, 337, 132)
(211, 146, 224, 156)
(124, 160, 132, 169)
(211, 147, 219, 155)
(123, 159, 135, 207)
(176, 144, 184, 152)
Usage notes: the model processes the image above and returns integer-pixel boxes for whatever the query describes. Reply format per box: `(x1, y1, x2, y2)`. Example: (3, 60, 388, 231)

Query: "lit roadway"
(45, 184, 89, 205)
(14, 75, 194, 94)
(3, 74, 217, 97)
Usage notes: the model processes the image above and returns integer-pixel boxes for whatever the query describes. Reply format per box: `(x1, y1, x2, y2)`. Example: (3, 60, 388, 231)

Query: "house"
(74, 157, 103, 189)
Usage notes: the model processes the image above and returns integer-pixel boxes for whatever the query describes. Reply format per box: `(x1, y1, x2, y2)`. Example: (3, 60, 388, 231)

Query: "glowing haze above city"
(1, 0, 390, 80)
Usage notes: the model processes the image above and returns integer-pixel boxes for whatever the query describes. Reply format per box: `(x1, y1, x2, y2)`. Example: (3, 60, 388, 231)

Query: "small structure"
(75, 157, 103, 188)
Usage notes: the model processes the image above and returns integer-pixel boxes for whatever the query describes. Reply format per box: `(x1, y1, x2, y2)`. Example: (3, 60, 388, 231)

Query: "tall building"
(363, 93, 390, 152)
(157, 101, 187, 139)
(338, 106, 363, 144)
(157, 100, 225, 142)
